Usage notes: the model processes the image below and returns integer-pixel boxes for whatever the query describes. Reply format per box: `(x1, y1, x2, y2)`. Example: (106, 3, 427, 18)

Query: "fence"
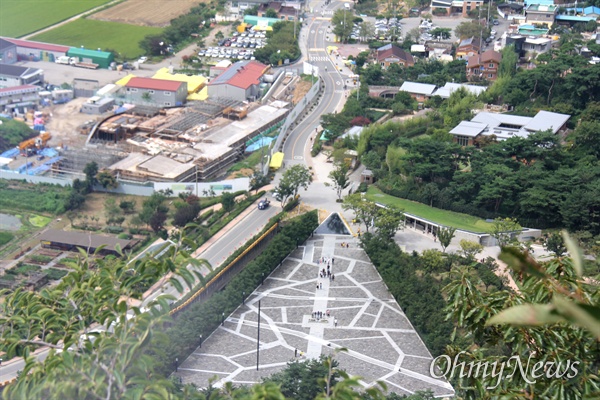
(0, 170, 74, 186)
(169, 222, 279, 316)
(272, 74, 322, 153)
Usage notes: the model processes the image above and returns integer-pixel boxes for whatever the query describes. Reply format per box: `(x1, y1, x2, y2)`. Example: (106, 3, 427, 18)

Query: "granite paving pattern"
(176, 233, 454, 397)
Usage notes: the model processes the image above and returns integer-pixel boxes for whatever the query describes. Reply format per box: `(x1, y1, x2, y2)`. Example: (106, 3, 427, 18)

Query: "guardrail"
(169, 222, 279, 316)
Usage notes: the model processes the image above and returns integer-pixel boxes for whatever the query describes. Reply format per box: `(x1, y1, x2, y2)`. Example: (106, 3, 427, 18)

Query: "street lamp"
(261, 272, 265, 285)
(221, 312, 225, 326)
(199, 334, 203, 349)
(175, 357, 179, 372)
(242, 291, 246, 305)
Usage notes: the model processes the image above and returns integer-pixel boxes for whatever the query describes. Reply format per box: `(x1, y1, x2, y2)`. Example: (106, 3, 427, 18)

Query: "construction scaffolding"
(55, 148, 125, 175)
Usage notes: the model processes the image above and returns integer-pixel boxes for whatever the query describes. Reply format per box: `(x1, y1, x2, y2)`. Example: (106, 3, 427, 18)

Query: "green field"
(29, 214, 52, 228)
(366, 186, 493, 233)
(0, 0, 112, 37)
(31, 18, 163, 59)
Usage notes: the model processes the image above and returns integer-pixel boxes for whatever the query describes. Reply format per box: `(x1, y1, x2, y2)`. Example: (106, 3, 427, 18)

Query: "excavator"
(19, 132, 51, 154)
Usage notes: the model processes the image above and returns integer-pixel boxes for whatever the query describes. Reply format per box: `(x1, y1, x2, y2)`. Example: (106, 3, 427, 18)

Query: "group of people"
(340, 242, 351, 248)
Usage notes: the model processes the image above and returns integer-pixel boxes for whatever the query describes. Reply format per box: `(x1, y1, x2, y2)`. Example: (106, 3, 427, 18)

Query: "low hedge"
(149, 210, 318, 376)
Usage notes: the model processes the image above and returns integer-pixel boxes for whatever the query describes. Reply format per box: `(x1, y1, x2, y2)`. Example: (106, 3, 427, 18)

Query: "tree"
(250, 171, 269, 193)
(443, 239, 600, 398)
(273, 178, 295, 207)
(104, 197, 120, 222)
(0, 237, 200, 399)
(96, 171, 118, 189)
(139, 34, 167, 56)
(119, 199, 136, 214)
(430, 27, 451, 39)
(331, 10, 353, 43)
(244, 5, 259, 15)
(281, 164, 313, 198)
(489, 217, 522, 248)
(327, 163, 350, 201)
(454, 20, 486, 39)
(221, 192, 236, 213)
(358, 22, 375, 42)
(83, 161, 98, 191)
(265, 8, 278, 18)
(173, 200, 201, 227)
(459, 239, 483, 261)
(374, 205, 404, 239)
(437, 226, 456, 253)
(498, 45, 518, 78)
(342, 194, 380, 232)
(544, 232, 566, 257)
(140, 192, 169, 232)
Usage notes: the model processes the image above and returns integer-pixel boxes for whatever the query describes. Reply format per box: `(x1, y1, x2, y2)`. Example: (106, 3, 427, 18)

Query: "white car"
(138, 56, 148, 63)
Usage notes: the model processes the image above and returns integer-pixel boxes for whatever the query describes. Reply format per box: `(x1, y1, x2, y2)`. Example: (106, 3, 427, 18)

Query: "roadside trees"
(327, 163, 350, 202)
(273, 165, 313, 207)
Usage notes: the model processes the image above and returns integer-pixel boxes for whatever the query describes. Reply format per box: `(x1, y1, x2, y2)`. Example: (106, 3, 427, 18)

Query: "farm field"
(90, 0, 202, 27)
(31, 18, 163, 59)
(0, 0, 112, 37)
(366, 186, 494, 233)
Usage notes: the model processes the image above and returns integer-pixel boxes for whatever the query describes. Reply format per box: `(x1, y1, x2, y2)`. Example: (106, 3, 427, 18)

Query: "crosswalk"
(309, 56, 330, 62)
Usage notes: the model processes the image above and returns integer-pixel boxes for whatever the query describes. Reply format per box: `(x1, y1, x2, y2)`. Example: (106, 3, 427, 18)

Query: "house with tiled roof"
(456, 37, 481, 59)
(124, 77, 187, 106)
(467, 49, 502, 81)
(375, 44, 415, 68)
(207, 60, 269, 101)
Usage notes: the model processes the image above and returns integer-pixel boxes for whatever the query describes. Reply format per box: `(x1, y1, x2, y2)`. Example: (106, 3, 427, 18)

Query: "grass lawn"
(0, 232, 14, 246)
(31, 18, 163, 59)
(29, 214, 52, 228)
(366, 186, 493, 233)
(0, 0, 112, 37)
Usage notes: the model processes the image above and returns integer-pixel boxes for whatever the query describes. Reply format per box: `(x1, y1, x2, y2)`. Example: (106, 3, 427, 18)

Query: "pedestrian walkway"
(175, 231, 454, 397)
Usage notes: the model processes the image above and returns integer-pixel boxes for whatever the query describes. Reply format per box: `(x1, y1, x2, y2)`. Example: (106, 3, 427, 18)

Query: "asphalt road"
(143, 199, 280, 306)
(282, 1, 347, 164)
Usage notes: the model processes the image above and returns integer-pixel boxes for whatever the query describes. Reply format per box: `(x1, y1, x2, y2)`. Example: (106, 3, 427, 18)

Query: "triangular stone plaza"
(176, 215, 454, 397)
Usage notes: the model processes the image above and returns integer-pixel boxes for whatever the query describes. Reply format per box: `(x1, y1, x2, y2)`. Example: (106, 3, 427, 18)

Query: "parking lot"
(197, 31, 268, 62)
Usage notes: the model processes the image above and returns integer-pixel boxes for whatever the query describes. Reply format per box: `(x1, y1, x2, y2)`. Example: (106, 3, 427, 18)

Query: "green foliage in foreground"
(443, 235, 600, 399)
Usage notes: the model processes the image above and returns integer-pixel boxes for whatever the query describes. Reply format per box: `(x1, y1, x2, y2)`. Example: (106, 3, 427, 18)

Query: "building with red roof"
(467, 49, 502, 81)
(207, 61, 269, 101)
(124, 77, 188, 106)
(2, 37, 68, 62)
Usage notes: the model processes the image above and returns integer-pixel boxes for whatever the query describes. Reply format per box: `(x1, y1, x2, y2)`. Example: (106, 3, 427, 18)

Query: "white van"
(344, 3, 350, 9)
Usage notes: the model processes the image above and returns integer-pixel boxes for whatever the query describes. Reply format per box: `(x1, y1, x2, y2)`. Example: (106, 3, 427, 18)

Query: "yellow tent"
(269, 152, 284, 170)
(115, 74, 136, 86)
(152, 68, 206, 94)
(253, 25, 273, 31)
(187, 87, 208, 101)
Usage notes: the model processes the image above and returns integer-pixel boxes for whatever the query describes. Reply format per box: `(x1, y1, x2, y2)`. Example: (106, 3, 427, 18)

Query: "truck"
(18, 132, 51, 153)
(55, 56, 99, 69)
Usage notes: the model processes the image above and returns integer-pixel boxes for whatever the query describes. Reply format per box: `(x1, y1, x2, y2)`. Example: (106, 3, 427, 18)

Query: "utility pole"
(256, 300, 261, 370)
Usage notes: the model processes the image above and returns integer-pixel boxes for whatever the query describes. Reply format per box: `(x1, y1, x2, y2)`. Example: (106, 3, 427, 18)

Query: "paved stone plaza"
(176, 229, 454, 397)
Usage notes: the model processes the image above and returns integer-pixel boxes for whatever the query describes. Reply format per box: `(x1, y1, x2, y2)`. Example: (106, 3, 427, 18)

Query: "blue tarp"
(39, 148, 58, 158)
(28, 165, 50, 175)
(1, 148, 19, 158)
(115, 106, 128, 114)
(43, 156, 63, 165)
(16, 162, 33, 173)
(245, 136, 274, 152)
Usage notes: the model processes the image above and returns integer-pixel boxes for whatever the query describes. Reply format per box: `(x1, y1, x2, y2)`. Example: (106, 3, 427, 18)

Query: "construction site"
(51, 98, 291, 182)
